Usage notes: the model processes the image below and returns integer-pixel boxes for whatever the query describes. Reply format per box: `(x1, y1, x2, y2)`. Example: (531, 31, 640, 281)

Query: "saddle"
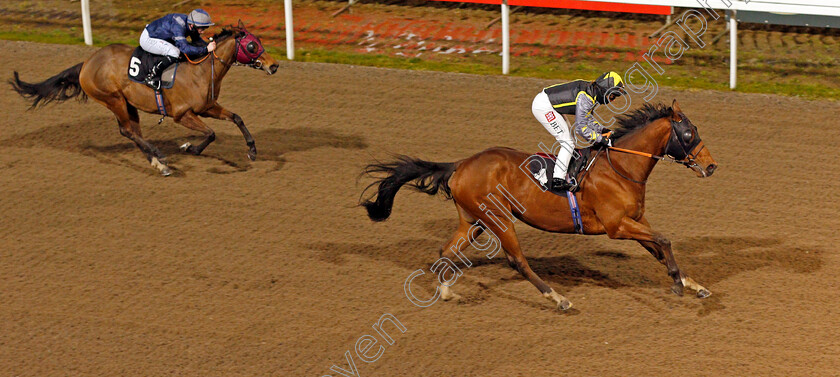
(127, 47, 179, 89)
(525, 147, 592, 196)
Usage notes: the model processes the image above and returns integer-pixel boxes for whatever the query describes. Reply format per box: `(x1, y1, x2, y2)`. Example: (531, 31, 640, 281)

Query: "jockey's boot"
(551, 178, 576, 192)
(144, 56, 177, 90)
(551, 141, 576, 192)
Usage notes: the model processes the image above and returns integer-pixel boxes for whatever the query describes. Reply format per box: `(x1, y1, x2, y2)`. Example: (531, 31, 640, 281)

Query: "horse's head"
(215, 22, 279, 75)
(666, 100, 717, 177)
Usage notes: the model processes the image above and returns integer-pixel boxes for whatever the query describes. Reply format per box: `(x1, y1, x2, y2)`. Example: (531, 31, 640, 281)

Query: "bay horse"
(10, 24, 279, 176)
(361, 100, 718, 310)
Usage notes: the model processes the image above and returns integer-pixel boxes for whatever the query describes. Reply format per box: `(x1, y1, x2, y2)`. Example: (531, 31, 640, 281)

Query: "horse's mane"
(610, 103, 672, 140)
(212, 27, 244, 41)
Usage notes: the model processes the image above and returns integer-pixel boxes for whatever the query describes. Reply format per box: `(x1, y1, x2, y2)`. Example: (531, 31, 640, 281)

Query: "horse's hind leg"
(112, 100, 171, 175)
(438, 204, 481, 301)
(175, 111, 215, 156)
(482, 216, 572, 311)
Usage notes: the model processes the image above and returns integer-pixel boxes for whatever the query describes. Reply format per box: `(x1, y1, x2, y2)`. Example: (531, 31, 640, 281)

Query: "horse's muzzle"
(705, 163, 717, 177)
(268, 64, 278, 75)
(692, 163, 717, 178)
(688, 162, 716, 178)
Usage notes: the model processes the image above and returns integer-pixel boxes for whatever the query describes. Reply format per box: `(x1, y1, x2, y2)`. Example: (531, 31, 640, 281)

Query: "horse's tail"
(10, 62, 87, 109)
(361, 156, 457, 222)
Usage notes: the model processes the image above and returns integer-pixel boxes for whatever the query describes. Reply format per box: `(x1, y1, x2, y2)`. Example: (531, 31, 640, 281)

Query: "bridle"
(604, 115, 707, 184)
(197, 30, 265, 101)
(213, 31, 265, 69)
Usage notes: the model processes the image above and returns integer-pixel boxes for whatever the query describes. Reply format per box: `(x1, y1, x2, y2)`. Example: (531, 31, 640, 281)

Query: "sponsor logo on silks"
(545, 112, 556, 122)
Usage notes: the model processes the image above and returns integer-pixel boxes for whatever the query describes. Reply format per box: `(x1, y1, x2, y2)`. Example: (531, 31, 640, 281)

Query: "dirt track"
(1, 39, 840, 376)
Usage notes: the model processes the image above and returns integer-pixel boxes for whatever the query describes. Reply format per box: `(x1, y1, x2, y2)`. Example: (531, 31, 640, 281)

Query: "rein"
(184, 48, 225, 102)
(180, 32, 264, 103)
(605, 146, 648, 184)
(607, 142, 706, 166)
(183, 50, 220, 64)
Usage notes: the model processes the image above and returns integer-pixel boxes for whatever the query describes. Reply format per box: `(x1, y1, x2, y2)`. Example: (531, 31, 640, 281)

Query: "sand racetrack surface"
(1, 39, 840, 376)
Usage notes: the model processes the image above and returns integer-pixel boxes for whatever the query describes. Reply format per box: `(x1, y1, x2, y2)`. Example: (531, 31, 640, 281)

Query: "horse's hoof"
(180, 142, 191, 152)
(247, 151, 257, 161)
(671, 284, 685, 297)
(441, 293, 462, 302)
(696, 289, 712, 299)
(150, 157, 171, 176)
(558, 299, 573, 311)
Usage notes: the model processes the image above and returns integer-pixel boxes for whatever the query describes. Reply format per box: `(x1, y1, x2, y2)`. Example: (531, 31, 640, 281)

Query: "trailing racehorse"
(10, 24, 279, 175)
(361, 100, 718, 310)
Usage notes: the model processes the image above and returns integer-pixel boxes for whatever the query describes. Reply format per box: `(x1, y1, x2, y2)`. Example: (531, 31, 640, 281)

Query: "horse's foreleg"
(608, 216, 710, 298)
(635, 216, 710, 298)
(654, 241, 709, 297)
(175, 111, 215, 156)
(640, 238, 710, 298)
(200, 103, 256, 161)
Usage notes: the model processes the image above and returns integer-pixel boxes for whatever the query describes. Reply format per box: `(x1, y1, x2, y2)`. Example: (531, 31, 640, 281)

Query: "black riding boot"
(144, 56, 177, 90)
(551, 177, 577, 192)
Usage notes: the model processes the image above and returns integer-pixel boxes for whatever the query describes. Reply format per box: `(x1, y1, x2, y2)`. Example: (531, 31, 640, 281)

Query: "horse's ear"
(670, 99, 683, 121)
(672, 99, 683, 113)
(237, 19, 245, 29)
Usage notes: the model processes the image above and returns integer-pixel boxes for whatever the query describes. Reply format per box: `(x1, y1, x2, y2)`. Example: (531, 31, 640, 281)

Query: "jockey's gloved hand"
(595, 136, 612, 148)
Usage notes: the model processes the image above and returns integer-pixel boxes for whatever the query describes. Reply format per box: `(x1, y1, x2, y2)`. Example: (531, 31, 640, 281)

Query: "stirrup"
(145, 76, 161, 90)
(567, 177, 580, 192)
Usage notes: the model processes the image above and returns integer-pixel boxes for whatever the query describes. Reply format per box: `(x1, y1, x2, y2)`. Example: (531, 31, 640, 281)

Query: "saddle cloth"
(525, 148, 591, 196)
(127, 47, 179, 89)
(523, 149, 589, 233)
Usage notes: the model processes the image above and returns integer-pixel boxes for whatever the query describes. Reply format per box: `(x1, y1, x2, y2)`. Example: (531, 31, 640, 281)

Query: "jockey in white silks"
(531, 71, 625, 191)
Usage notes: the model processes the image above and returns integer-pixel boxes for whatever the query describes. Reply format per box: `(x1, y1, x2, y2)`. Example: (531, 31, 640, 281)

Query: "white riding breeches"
(532, 91, 575, 180)
(139, 28, 180, 58)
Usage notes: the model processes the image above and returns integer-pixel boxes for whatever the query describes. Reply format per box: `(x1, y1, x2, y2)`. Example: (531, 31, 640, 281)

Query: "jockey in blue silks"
(138, 9, 217, 89)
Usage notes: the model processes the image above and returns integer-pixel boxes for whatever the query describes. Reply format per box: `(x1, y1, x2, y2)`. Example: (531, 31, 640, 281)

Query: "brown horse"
(10, 25, 279, 175)
(361, 100, 717, 310)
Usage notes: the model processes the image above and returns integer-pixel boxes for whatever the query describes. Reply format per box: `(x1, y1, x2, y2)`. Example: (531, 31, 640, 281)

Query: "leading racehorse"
(10, 23, 278, 175)
(361, 100, 717, 310)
